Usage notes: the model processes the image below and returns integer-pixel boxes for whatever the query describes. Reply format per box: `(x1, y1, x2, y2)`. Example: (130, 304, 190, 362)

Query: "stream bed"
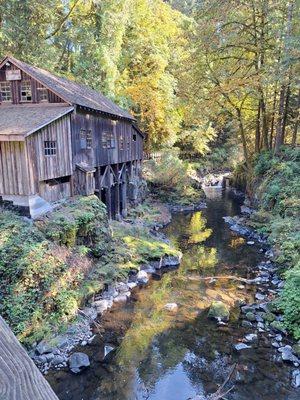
(47, 188, 300, 400)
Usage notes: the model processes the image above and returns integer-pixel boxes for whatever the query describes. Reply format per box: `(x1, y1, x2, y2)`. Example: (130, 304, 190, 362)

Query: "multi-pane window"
(86, 130, 92, 149)
(21, 80, 32, 102)
(120, 132, 125, 150)
(0, 82, 12, 102)
(80, 129, 92, 149)
(38, 87, 48, 102)
(102, 132, 115, 149)
(44, 141, 57, 156)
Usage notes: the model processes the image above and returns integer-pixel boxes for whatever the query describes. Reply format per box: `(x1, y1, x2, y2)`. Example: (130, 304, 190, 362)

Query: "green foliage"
(279, 262, 300, 339)
(252, 147, 300, 339)
(0, 196, 180, 344)
(144, 148, 204, 205)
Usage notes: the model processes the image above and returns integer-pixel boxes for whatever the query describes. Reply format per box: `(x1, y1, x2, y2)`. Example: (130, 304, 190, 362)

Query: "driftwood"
(188, 364, 236, 400)
(187, 275, 253, 283)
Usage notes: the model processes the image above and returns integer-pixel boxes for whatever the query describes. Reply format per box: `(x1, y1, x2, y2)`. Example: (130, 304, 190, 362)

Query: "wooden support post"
(106, 172, 112, 220)
(0, 316, 59, 400)
(113, 164, 121, 220)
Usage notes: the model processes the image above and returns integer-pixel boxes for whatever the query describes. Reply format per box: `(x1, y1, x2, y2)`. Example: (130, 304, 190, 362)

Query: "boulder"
(114, 294, 128, 303)
(279, 346, 299, 364)
(270, 320, 286, 334)
(36, 341, 53, 355)
(234, 343, 251, 351)
(69, 352, 90, 374)
(127, 282, 137, 290)
(91, 299, 110, 314)
(245, 312, 256, 322)
(51, 355, 65, 366)
(163, 303, 178, 313)
(245, 334, 258, 342)
(255, 293, 265, 301)
(137, 270, 149, 285)
(241, 320, 253, 328)
(160, 254, 182, 267)
(208, 301, 229, 322)
(292, 370, 300, 388)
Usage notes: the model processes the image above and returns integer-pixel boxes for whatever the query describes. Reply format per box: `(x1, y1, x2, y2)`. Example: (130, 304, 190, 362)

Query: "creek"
(47, 187, 299, 400)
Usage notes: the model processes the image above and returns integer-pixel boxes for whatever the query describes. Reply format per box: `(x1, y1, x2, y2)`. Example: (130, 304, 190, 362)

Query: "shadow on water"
(47, 188, 300, 400)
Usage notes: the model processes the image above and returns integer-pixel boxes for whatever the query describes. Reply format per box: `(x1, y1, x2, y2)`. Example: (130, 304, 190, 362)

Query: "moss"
(208, 301, 230, 321)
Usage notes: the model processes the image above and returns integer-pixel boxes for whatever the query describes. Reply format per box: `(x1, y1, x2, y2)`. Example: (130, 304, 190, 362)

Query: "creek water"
(48, 188, 299, 400)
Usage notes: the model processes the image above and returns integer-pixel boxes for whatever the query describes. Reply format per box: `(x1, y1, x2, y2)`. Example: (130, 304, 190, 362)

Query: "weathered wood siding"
(71, 109, 143, 167)
(0, 62, 65, 104)
(0, 141, 31, 195)
(26, 114, 73, 182)
(0, 316, 59, 400)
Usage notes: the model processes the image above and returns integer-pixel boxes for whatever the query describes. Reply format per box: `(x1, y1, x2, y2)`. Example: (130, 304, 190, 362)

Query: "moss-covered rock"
(208, 301, 230, 322)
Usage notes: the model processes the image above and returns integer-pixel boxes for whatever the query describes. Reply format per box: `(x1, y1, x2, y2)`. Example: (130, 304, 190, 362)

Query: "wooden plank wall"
(0, 141, 31, 195)
(0, 316, 59, 400)
(71, 109, 143, 168)
(26, 115, 73, 182)
(0, 62, 64, 105)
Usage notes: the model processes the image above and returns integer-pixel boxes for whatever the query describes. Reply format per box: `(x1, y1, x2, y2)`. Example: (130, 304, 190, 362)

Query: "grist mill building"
(0, 56, 144, 218)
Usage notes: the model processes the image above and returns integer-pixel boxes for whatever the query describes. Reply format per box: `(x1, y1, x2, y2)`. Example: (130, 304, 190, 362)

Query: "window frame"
(44, 140, 57, 156)
(102, 131, 115, 149)
(20, 80, 32, 102)
(0, 81, 12, 102)
(38, 87, 48, 102)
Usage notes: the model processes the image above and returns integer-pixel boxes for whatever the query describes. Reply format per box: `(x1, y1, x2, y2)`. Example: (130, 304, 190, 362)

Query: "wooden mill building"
(0, 56, 144, 218)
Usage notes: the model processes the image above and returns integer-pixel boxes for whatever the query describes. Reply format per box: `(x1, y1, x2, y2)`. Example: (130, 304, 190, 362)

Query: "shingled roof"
(0, 56, 134, 121)
(0, 104, 74, 140)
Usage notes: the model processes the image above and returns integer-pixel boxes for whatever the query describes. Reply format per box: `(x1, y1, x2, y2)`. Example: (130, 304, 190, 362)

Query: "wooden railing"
(0, 316, 59, 400)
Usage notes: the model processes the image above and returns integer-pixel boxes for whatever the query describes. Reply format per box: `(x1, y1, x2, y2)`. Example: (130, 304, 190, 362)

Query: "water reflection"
(48, 189, 300, 400)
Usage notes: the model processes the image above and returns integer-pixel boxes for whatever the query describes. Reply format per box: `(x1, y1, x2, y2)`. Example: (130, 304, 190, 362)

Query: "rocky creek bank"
(222, 200, 300, 389)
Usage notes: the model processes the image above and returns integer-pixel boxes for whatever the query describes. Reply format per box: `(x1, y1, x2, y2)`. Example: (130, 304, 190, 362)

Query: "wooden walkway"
(0, 316, 59, 400)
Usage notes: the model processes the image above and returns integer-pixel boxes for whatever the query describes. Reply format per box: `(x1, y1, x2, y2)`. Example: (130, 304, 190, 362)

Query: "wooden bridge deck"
(0, 316, 59, 400)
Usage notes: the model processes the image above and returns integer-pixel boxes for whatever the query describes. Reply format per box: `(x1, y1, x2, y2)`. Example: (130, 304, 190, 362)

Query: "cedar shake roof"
(1, 56, 134, 121)
(0, 104, 74, 140)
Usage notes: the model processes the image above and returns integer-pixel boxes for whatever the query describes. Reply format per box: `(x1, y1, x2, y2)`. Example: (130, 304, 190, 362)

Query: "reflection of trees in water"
(95, 209, 241, 399)
(188, 212, 212, 244)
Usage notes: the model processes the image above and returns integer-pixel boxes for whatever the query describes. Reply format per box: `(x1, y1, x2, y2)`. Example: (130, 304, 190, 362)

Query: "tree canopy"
(0, 0, 299, 155)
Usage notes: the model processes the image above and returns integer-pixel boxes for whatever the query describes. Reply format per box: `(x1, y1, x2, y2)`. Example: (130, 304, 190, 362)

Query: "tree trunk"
(292, 88, 300, 146)
(269, 88, 278, 149)
(274, 1, 294, 154)
(275, 86, 286, 153)
(236, 108, 250, 168)
(255, 101, 261, 153)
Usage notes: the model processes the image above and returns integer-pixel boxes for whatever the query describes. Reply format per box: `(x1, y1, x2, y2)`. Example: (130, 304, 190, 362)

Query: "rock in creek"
(208, 301, 230, 322)
(163, 303, 178, 313)
(36, 341, 53, 355)
(69, 352, 90, 374)
(292, 370, 300, 388)
(278, 346, 299, 364)
(245, 334, 258, 342)
(234, 343, 251, 351)
(136, 270, 149, 284)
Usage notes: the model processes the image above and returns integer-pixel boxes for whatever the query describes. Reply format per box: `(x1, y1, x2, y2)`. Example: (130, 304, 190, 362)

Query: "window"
(120, 133, 125, 150)
(80, 129, 92, 149)
(21, 80, 32, 102)
(133, 133, 137, 142)
(38, 87, 48, 102)
(102, 132, 115, 149)
(44, 141, 57, 156)
(86, 130, 92, 149)
(0, 82, 12, 102)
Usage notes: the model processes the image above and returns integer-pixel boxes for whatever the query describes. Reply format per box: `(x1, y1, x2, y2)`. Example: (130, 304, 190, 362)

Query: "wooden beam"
(0, 316, 59, 400)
